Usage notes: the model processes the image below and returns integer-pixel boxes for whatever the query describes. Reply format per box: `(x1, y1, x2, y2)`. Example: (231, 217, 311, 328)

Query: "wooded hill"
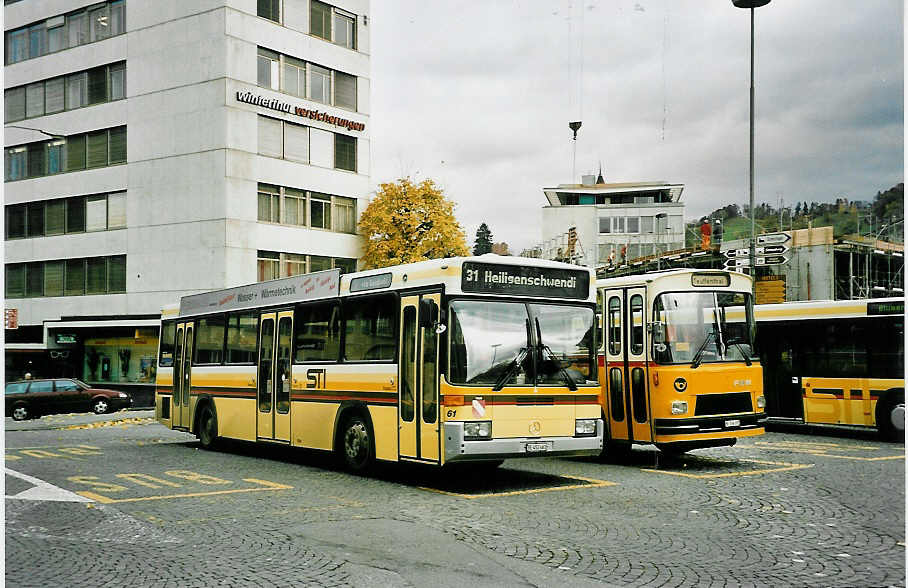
(685, 183, 904, 247)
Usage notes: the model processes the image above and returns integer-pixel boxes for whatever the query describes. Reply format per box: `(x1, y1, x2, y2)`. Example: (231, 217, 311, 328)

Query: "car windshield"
(448, 299, 597, 386)
(652, 291, 756, 365)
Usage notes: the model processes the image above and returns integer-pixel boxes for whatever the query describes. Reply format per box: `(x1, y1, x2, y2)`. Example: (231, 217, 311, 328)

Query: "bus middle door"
(626, 288, 652, 442)
(173, 322, 193, 430)
(257, 311, 292, 442)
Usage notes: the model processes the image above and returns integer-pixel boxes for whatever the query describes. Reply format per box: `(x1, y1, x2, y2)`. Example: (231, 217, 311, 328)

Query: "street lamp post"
(732, 0, 770, 288)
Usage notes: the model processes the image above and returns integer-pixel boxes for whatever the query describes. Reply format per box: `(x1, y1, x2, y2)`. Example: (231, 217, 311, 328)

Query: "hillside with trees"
(686, 184, 903, 247)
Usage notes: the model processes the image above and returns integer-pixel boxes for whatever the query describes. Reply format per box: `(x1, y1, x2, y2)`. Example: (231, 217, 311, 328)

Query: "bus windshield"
(448, 300, 597, 386)
(653, 291, 756, 365)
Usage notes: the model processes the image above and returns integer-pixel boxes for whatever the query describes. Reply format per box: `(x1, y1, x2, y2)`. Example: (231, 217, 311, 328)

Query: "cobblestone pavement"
(5, 412, 905, 587)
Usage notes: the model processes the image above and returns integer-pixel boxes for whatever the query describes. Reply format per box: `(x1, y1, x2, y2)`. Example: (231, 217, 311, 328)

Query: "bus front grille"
(694, 392, 753, 416)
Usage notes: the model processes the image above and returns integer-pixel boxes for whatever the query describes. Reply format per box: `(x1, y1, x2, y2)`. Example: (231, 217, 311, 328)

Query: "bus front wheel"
(877, 390, 905, 442)
(341, 414, 375, 473)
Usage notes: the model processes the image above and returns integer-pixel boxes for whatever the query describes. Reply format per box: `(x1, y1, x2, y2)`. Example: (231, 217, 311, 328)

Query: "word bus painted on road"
(754, 298, 905, 439)
(155, 255, 603, 473)
(595, 269, 766, 456)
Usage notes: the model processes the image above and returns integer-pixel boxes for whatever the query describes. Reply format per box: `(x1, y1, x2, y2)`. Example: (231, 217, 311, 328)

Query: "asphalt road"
(5, 410, 905, 587)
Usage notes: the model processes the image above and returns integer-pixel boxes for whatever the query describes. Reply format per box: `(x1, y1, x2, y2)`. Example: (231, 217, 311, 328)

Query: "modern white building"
(4, 0, 370, 396)
(538, 176, 686, 270)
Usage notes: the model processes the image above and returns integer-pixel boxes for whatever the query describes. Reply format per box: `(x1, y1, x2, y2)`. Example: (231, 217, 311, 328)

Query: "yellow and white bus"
(596, 269, 766, 455)
(155, 255, 603, 471)
(754, 298, 904, 440)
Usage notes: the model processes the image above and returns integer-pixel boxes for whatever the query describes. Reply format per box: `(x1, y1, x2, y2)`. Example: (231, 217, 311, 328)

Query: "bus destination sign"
(867, 300, 904, 316)
(461, 262, 589, 299)
(180, 269, 340, 316)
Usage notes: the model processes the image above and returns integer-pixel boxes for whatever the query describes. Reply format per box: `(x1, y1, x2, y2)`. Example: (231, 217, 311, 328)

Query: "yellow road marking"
(745, 441, 905, 461)
(643, 459, 814, 479)
(75, 478, 292, 504)
(419, 475, 616, 499)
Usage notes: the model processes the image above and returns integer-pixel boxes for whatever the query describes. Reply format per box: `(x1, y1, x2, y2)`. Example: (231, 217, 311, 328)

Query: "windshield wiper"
(690, 330, 715, 369)
(492, 347, 528, 391)
(534, 317, 578, 391)
(725, 337, 753, 366)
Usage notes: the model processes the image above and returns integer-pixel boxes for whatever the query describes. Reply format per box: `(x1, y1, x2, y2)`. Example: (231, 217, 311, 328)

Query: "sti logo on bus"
(461, 262, 589, 299)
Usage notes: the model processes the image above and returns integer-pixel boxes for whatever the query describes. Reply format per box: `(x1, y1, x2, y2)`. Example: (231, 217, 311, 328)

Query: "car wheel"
(198, 404, 219, 450)
(340, 414, 374, 473)
(877, 389, 905, 442)
(11, 403, 29, 421)
(92, 398, 110, 415)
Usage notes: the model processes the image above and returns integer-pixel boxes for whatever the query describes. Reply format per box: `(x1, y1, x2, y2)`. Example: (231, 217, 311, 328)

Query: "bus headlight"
(671, 400, 688, 415)
(575, 419, 597, 437)
(464, 421, 492, 440)
(756, 395, 766, 409)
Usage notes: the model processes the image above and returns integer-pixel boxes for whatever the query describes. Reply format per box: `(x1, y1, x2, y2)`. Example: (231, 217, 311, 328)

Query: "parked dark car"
(5, 378, 132, 421)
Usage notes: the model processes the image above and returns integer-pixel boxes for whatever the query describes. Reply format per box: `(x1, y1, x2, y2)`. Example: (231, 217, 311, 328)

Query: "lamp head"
(731, 0, 771, 7)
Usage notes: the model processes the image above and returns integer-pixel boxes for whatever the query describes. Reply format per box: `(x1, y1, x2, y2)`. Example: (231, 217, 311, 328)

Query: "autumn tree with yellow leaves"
(358, 178, 470, 270)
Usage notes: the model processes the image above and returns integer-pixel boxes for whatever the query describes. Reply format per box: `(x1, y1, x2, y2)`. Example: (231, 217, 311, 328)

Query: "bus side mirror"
(419, 299, 446, 334)
(650, 321, 666, 344)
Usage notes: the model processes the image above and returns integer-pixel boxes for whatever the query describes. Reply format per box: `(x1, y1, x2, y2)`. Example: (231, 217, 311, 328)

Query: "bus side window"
(225, 311, 258, 364)
(607, 296, 621, 355)
(294, 300, 341, 362)
(159, 321, 175, 367)
(342, 294, 396, 361)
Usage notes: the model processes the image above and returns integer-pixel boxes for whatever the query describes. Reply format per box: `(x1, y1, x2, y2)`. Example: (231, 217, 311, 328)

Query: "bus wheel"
(656, 444, 689, 458)
(198, 404, 219, 450)
(601, 441, 632, 462)
(341, 414, 374, 473)
(878, 390, 905, 442)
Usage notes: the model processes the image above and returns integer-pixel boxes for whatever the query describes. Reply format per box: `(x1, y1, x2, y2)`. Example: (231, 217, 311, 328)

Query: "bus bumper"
(653, 414, 765, 436)
(443, 420, 604, 463)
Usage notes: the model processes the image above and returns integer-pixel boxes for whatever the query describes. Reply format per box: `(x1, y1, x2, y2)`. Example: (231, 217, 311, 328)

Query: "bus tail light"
(756, 395, 766, 409)
(464, 421, 491, 440)
(575, 419, 598, 437)
(671, 400, 688, 415)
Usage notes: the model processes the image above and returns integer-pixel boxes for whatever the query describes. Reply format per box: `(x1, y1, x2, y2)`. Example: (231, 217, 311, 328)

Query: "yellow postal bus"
(156, 256, 603, 471)
(754, 298, 904, 440)
(596, 269, 766, 455)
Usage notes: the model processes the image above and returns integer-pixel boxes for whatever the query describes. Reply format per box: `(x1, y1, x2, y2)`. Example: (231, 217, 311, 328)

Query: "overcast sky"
(370, 1, 903, 253)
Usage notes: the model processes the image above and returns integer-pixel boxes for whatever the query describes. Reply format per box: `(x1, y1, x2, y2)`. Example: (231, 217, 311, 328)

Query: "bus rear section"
(598, 270, 766, 455)
(755, 298, 904, 440)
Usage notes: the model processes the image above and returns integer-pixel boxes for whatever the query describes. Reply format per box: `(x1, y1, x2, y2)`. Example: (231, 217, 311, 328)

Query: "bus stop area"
(5, 410, 905, 588)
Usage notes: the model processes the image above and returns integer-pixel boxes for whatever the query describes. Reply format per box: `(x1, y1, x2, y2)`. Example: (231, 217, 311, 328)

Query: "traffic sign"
(756, 232, 791, 245)
(723, 255, 789, 268)
(725, 244, 789, 257)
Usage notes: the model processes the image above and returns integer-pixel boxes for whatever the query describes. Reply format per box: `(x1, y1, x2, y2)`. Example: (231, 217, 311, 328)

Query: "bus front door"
(604, 290, 631, 442)
(398, 293, 442, 463)
(626, 288, 652, 442)
(173, 322, 193, 429)
(257, 311, 292, 442)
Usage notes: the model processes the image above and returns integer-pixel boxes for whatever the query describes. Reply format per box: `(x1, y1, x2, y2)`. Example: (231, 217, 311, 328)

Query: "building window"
(333, 9, 356, 50)
(598, 216, 611, 234)
(310, 1, 331, 40)
(641, 216, 654, 233)
(5, 193, 125, 240)
(334, 71, 356, 110)
(257, 48, 279, 90)
(5, 255, 125, 298)
(281, 56, 305, 98)
(334, 134, 356, 172)
(283, 122, 309, 163)
(258, 0, 280, 22)
(258, 250, 356, 282)
(627, 216, 640, 234)
(4, 62, 126, 123)
(258, 116, 309, 164)
(257, 250, 280, 281)
(5, 2, 126, 66)
(5, 127, 125, 182)
(257, 184, 281, 223)
(256, 183, 356, 234)
(5, 87, 26, 122)
(309, 64, 331, 104)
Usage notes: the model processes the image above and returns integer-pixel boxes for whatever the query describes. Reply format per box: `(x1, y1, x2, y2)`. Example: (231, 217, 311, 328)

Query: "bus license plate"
(526, 442, 550, 453)
(725, 419, 741, 428)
